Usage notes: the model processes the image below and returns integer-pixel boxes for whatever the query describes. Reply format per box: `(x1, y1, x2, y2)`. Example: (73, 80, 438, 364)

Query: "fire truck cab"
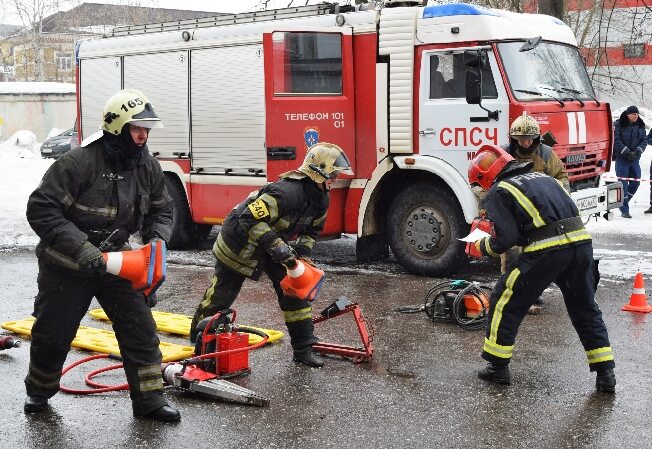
(75, 2, 622, 276)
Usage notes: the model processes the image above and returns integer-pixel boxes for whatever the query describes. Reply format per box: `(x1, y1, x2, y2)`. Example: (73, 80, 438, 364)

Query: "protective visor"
(332, 152, 354, 176)
(130, 103, 164, 129)
(129, 120, 164, 129)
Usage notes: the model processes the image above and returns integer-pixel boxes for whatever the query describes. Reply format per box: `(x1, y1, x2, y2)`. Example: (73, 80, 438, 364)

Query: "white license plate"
(566, 153, 586, 164)
(576, 196, 598, 211)
(41, 148, 52, 154)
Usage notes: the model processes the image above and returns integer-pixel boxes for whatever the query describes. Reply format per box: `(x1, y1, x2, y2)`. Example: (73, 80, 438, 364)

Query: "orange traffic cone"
(280, 260, 325, 302)
(622, 272, 652, 313)
(103, 243, 155, 291)
(144, 240, 167, 297)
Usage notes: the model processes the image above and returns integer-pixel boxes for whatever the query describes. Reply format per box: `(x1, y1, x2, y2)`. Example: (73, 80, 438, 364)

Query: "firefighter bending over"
(24, 89, 181, 421)
(190, 143, 353, 368)
(468, 144, 615, 392)
(499, 113, 570, 315)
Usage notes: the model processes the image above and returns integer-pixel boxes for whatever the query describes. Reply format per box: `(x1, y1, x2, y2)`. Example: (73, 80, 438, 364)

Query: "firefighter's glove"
(268, 238, 296, 266)
(145, 292, 158, 308)
(620, 146, 631, 158)
(75, 241, 105, 272)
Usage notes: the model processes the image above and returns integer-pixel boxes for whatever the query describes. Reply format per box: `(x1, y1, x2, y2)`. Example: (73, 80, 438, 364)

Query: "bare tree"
(9, 0, 62, 81)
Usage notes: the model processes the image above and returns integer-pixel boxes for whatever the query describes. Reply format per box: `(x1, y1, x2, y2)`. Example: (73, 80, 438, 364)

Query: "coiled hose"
(396, 280, 492, 331)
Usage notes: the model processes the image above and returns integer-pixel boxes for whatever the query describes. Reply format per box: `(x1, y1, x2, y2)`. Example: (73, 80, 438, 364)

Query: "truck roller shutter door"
(124, 52, 190, 158)
(79, 57, 121, 140)
(190, 45, 266, 175)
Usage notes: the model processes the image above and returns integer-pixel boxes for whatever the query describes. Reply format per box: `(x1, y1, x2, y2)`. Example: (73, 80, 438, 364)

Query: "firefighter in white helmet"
(191, 142, 353, 367)
(24, 89, 178, 421)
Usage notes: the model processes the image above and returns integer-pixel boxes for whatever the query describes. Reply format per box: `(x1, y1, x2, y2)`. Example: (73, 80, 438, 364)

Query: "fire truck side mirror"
(465, 68, 481, 105)
(464, 50, 482, 105)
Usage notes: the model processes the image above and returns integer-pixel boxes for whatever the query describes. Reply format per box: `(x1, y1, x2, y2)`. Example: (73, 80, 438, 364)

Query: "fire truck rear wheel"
(387, 184, 468, 276)
(165, 174, 212, 249)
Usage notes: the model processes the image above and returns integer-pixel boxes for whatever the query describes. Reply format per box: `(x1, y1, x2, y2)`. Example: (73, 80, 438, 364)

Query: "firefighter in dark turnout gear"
(191, 142, 353, 367)
(24, 89, 180, 421)
(500, 112, 570, 315)
(468, 145, 615, 392)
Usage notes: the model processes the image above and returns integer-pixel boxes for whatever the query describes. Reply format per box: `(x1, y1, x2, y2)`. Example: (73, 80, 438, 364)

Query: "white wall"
(0, 92, 77, 141)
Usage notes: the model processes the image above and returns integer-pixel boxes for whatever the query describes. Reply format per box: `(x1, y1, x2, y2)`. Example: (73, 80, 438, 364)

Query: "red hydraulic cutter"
(312, 297, 374, 363)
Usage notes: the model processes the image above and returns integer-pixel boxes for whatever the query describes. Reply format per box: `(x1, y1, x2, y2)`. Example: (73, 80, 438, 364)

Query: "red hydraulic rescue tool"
(162, 309, 270, 407)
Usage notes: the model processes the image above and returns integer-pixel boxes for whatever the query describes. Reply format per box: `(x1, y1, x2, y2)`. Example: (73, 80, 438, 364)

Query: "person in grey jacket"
(24, 89, 179, 422)
(613, 106, 647, 218)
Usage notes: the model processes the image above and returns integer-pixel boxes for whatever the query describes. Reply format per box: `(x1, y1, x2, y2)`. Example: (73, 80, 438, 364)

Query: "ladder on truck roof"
(111, 3, 339, 37)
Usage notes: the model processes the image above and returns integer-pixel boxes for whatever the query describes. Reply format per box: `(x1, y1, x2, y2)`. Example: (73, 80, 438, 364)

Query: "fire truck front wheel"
(165, 174, 212, 249)
(387, 184, 467, 277)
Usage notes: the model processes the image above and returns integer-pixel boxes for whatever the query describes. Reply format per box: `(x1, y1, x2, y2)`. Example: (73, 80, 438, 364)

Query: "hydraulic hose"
(396, 280, 491, 331)
(60, 354, 127, 394)
(60, 327, 269, 394)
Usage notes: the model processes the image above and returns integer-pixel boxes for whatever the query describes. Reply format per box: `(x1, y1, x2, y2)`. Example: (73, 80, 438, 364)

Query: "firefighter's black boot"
(478, 363, 511, 385)
(24, 395, 48, 413)
(596, 368, 616, 393)
(293, 347, 324, 368)
(135, 405, 181, 422)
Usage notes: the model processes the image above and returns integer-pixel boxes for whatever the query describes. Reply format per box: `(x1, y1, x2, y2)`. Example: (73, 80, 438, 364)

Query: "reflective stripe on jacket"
(213, 177, 328, 278)
(479, 170, 591, 257)
(26, 138, 173, 272)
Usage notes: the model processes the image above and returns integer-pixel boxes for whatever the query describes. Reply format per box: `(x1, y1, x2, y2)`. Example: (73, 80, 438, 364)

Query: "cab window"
(429, 52, 498, 100)
(272, 32, 342, 95)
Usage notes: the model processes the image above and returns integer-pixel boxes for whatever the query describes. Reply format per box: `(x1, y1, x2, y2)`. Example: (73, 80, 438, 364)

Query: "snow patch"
(0, 131, 41, 159)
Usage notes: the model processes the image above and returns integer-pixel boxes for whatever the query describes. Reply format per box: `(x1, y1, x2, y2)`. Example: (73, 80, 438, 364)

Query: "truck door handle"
(267, 146, 296, 160)
(419, 128, 436, 136)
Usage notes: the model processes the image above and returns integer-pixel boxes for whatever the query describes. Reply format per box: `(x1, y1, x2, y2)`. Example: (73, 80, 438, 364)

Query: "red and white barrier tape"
(603, 175, 652, 183)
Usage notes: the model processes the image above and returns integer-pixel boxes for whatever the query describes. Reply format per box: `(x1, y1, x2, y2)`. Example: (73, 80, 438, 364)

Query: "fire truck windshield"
(498, 41, 596, 103)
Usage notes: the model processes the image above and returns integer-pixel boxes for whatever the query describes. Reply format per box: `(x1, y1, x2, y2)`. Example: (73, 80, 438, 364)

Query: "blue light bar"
(423, 3, 501, 19)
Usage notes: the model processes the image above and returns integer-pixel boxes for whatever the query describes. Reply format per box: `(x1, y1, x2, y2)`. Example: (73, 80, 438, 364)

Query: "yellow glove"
(474, 240, 482, 256)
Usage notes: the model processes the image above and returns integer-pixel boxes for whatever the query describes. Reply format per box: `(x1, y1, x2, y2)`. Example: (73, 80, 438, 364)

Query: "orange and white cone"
(103, 243, 155, 291)
(280, 260, 325, 302)
(622, 271, 652, 313)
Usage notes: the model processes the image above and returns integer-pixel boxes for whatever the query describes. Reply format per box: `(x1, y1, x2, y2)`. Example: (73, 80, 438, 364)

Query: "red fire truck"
(75, 1, 622, 276)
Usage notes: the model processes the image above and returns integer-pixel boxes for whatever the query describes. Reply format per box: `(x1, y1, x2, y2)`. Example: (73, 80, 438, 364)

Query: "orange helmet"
(468, 145, 514, 190)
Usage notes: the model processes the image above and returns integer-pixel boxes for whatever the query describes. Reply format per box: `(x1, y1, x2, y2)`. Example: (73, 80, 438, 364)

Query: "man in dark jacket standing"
(613, 105, 647, 218)
(190, 142, 353, 368)
(469, 145, 615, 392)
(24, 89, 180, 422)
(646, 126, 652, 215)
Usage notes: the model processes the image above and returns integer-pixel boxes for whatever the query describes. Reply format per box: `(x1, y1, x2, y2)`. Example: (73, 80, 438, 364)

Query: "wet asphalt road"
(0, 236, 650, 449)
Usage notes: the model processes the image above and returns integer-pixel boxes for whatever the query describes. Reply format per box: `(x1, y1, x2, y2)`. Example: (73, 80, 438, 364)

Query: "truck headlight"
(607, 184, 622, 205)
